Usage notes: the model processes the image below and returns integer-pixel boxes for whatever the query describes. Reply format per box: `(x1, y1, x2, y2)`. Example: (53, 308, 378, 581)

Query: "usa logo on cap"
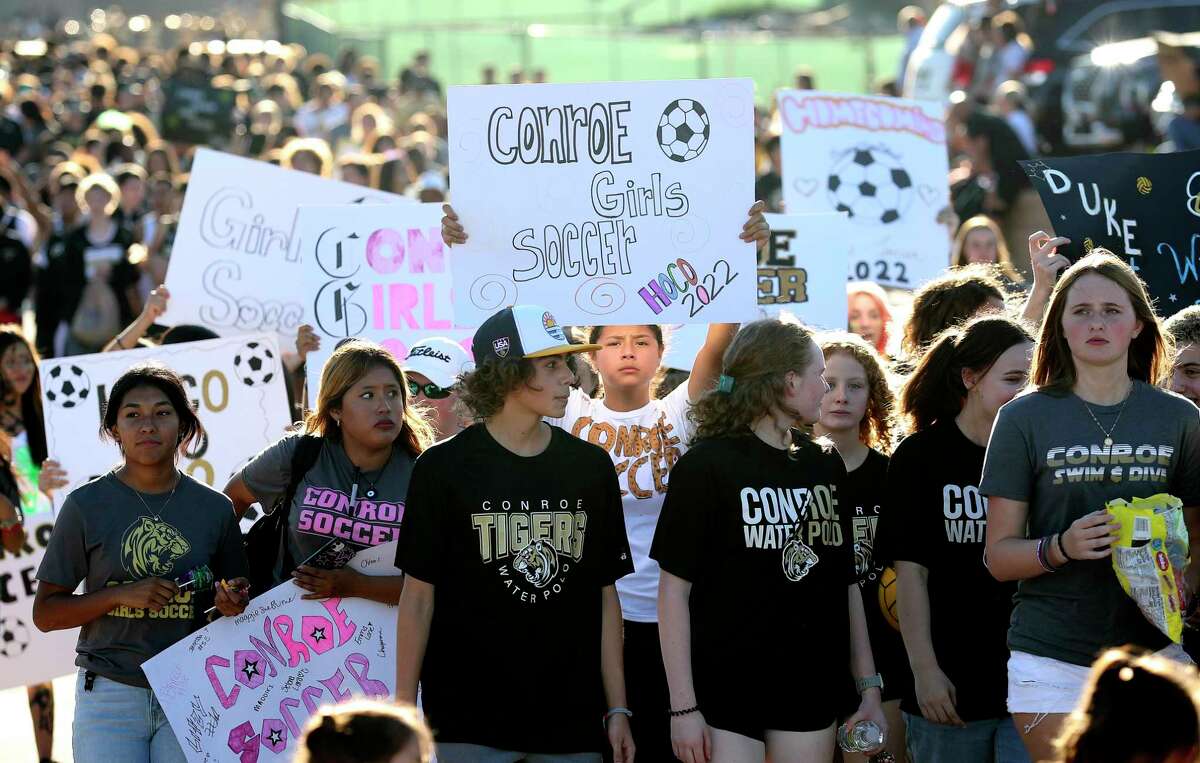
(493, 337, 511, 357)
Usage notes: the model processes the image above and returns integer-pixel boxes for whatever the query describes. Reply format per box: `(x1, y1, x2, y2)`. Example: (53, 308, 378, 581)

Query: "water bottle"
(838, 720, 885, 753)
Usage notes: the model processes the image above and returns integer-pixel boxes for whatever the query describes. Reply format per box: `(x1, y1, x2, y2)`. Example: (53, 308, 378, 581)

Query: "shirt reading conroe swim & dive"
(546, 382, 691, 623)
(240, 433, 413, 582)
(981, 382, 1200, 667)
(396, 423, 633, 753)
(651, 433, 853, 707)
(36, 472, 248, 687)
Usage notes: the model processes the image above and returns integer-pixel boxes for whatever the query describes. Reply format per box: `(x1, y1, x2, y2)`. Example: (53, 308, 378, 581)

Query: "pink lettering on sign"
(779, 94, 945, 144)
(366, 227, 445, 274)
(371, 282, 452, 331)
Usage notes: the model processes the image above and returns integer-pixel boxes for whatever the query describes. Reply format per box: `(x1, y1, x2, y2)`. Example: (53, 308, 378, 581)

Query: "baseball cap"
(472, 305, 601, 366)
(402, 337, 473, 390)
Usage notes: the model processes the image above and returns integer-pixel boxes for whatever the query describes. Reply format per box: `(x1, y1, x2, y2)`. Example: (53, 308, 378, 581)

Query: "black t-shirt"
(395, 423, 633, 753)
(59, 221, 139, 328)
(841, 448, 909, 705)
(878, 420, 1014, 721)
(650, 434, 853, 702)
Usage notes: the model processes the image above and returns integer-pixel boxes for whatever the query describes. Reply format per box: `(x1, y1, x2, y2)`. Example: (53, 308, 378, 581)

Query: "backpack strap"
(278, 434, 324, 520)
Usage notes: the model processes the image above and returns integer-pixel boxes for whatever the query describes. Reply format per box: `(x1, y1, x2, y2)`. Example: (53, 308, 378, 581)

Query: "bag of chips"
(1106, 494, 1190, 644)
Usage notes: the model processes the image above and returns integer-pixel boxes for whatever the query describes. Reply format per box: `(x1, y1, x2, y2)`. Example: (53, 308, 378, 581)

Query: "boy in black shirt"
(395, 304, 635, 763)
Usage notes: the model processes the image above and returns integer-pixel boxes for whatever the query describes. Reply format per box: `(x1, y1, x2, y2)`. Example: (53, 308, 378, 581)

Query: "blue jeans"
(904, 712, 1030, 763)
(73, 669, 187, 763)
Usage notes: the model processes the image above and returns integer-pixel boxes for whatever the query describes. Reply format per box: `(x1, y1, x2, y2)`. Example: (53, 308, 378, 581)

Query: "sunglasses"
(407, 379, 453, 400)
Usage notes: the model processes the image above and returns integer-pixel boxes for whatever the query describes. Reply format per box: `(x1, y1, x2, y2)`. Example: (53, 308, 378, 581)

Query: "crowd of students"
(1, 11, 1200, 763)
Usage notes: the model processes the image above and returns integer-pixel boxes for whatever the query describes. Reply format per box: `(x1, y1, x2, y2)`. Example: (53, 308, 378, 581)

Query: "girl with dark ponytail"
(876, 314, 1034, 762)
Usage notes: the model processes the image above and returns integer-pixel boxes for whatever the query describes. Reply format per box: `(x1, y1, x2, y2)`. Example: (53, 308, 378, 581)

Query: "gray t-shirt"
(981, 382, 1200, 666)
(36, 472, 248, 687)
(239, 434, 413, 583)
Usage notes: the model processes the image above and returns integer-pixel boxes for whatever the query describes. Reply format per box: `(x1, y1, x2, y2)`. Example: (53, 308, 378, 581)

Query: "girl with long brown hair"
(225, 339, 433, 602)
(981, 251, 1200, 762)
(652, 318, 886, 762)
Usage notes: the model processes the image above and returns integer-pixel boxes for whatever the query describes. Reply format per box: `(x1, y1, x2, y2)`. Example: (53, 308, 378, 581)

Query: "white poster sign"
(448, 78, 758, 326)
(143, 542, 399, 763)
(39, 335, 292, 516)
(164, 149, 411, 337)
(296, 203, 473, 397)
(661, 213, 850, 371)
(778, 91, 950, 289)
(0, 508, 81, 689)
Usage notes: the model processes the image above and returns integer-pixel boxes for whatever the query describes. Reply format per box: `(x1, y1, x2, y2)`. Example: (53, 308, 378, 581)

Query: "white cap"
(401, 337, 474, 390)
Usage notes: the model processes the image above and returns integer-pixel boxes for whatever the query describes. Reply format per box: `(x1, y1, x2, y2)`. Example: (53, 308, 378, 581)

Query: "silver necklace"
(1080, 382, 1134, 448)
(117, 469, 181, 521)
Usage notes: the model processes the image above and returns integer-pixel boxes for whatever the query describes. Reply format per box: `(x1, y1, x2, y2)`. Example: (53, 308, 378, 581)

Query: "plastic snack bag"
(1106, 494, 1190, 643)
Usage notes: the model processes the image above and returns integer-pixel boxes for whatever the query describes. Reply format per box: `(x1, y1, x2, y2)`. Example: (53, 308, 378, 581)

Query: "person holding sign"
(652, 318, 886, 763)
(32, 362, 250, 763)
(227, 340, 432, 601)
(981, 252, 1200, 762)
(877, 316, 1034, 762)
(395, 304, 635, 763)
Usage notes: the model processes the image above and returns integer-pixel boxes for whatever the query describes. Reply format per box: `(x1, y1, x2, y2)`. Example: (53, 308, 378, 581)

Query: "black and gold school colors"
(35, 473, 248, 687)
(397, 424, 633, 753)
(651, 433, 854, 733)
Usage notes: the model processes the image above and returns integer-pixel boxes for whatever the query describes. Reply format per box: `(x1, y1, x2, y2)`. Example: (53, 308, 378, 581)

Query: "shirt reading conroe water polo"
(651, 434, 853, 701)
(546, 383, 692, 623)
(396, 424, 633, 753)
(36, 473, 248, 687)
(880, 420, 1014, 721)
(981, 382, 1200, 667)
(240, 434, 413, 582)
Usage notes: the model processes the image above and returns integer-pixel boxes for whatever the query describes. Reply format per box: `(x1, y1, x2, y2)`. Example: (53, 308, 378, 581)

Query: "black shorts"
(698, 671, 838, 742)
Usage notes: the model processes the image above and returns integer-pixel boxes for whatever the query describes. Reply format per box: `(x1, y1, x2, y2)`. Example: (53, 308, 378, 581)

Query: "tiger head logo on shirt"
(512, 539, 560, 589)
(120, 516, 190, 578)
(782, 535, 819, 582)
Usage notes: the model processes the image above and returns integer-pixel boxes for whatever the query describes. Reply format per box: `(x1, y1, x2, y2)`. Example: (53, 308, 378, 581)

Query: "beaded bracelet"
(670, 705, 700, 718)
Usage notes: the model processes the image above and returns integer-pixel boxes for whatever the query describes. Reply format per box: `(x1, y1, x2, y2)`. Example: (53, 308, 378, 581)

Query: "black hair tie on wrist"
(670, 705, 700, 717)
(1056, 532, 1074, 563)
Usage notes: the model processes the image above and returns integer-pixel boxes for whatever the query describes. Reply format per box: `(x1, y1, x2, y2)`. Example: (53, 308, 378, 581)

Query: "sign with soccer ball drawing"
(448, 78, 758, 326)
(39, 335, 293, 514)
(777, 91, 950, 289)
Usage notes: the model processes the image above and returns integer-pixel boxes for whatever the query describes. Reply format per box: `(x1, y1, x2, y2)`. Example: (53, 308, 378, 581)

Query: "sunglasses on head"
(407, 379, 453, 400)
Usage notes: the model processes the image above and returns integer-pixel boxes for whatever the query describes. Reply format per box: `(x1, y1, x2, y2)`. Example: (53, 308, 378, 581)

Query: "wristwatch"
(855, 673, 885, 694)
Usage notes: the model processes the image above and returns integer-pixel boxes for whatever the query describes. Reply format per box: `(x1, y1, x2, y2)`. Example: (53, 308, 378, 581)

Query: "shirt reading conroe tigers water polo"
(36, 473, 248, 687)
(650, 434, 853, 700)
(546, 383, 692, 623)
(240, 434, 413, 582)
(981, 382, 1200, 667)
(396, 424, 633, 753)
(879, 420, 1014, 721)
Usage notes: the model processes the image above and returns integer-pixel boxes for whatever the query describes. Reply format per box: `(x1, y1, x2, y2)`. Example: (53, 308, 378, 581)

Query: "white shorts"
(1007, 644, 1193, 715)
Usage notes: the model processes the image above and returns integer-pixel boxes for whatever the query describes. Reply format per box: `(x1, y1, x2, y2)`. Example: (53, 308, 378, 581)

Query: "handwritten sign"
(778, 91, 949, 289)
(143, 542, 399, 762)
(39, 335, 291, 518)
(1020, 150, 1200, 314)
(164, 149, 411, 338)
(660, 213, 850, 371)
(296, 203, 473, 397)
(448, 78, 757, 326)
(0, 507, 81, 690)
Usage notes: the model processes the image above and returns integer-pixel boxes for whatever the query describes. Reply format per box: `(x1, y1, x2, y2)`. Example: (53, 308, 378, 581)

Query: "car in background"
(1061, 33, 1200, 151)
(904, 0, 1200, 150)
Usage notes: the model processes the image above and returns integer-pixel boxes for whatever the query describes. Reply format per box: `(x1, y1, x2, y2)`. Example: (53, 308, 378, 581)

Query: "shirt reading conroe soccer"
(396, 424, 633, 753)
(981, 382, 1200, 667)
(650, 434, 853, 703)
(240, 434, 413, 582)
(35, 473, 248, 687)
(879, 420, 1014, 721)
(546, 383, 691, 622)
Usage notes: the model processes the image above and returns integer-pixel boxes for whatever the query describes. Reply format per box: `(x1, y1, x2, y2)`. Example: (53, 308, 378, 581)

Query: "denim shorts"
(435, 744, 601, 763)
(904, 712, 1030, 763)
(72, 669, 187, 763)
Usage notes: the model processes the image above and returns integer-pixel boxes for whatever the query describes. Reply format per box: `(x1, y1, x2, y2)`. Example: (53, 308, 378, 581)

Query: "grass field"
(287, 0, 903, 100)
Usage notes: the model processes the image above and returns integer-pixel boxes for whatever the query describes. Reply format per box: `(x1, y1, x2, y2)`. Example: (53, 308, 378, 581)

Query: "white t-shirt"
(546, 382, 693, 622)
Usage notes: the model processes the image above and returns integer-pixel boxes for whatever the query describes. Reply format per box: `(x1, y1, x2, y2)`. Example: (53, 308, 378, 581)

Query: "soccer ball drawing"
(827, 146, 914, 224)
(658, 100, 710, 162)
(232, 341, 277, 387)
(0, 617, 30, 658)
(44, 363, 92, 409)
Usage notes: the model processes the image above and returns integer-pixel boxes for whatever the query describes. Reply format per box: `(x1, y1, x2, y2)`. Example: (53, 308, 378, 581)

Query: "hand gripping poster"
(777, 91, 950, 289)
(448, 78, 758, 326)
(143, 542, 399, 762)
